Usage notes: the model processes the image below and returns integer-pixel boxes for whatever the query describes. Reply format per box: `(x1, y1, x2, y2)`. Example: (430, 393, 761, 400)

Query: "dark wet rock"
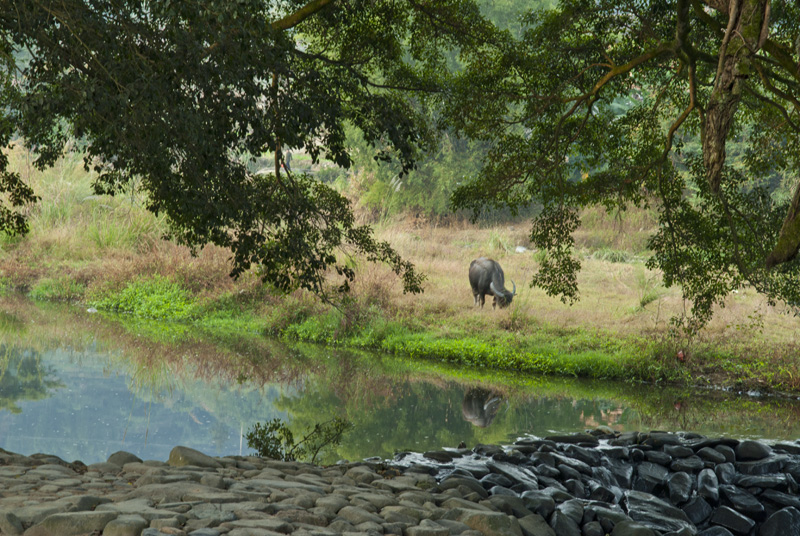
(443, 508, 523, 536)
(486, 461, 539, 491)
(481, 473, 513, 490)
(588, 482, 618, 504)
(610, 432, 642, 447)
(641, 432, 683, 448)
(633, 462, 668, 494)
(645, 450, 673, 467)
(623, 490, 696, 534)
(688, 438, 740, 452)
(735, 441, 772, 462)
(474, 444, 505, 457)
(582, 520, 605, 536)
(564, 478, 585, 498)
(682, 496, 713, 525)
(604, 447, 631, 459)
(564, 445, 602, 466)
(485, 495, 534, 518)
(774, 443, 800, 455)
(737, 473, 797, 493)
(558, 464, 583, 481)
(424, 450, 463, 463)
(698, 468, 720, 504)
(719, 484, 765, 520)
(714, 463, 736, 485)
(493, 449, 528, 465)
(489, 485, 516, 496)
(697, 447, 727, 465)
(697, 527, 735, 536)
(709, 505, 755, 536)
(761, 489, 800, 510)
(610, 519, 658, 535)
(630, 449, 646, 463)
(550, 509, 582, 536)
(671, 456, 705, 473)
(665, 445, 695, 458)
(667, 472, 693, 505)
(603, 457, 634, 488)
(553, 453, 593, 476)
(557, 499, 584, 525)
(735, 455, 789, 476)
(545, 433, 600, 446)
(520, 490, 556, 518)
(759, 506, 800, 536)
(715, 445, 736, 464)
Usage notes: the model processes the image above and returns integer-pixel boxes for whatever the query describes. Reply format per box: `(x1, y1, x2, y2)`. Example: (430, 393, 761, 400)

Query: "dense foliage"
(448, 0, 800, 329)
(0, 0, 500, 297)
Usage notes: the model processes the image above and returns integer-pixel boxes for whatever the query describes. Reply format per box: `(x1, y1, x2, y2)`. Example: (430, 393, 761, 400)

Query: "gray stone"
(759, 506, 800, 536)
(665, 445, 695, 458)
(518, 514, 555, 536)
(224, 518, 292, 533)
(102, 514, 149, 536)
(23, 511, 118, 536)
(736, 455, 789, 476)
(697, 528, 735, 536)
(485, 495, 534, 518)
(709, 506, 755, 536)
(168, 446, 222, 469)
(715, 463, 736, 485)
(761, 489, 800, 510)
(97, 498, 184, 521)
(583, 520, 605, 536)
(108, 451, 143, 466)
(337, 505, 385, 525)
(0, 511, 24, 536)
(557, 499, 584, 525)
(714, 445, 736, 463)
(485, 461, 539, 491)
(443, 508, 522, 536)
(735, 441, 772, 461)
(550, 509, 581, 536)
(187, 530, 222, 536)
(623, 490, 696, 534)
(544, 433, 599, 446)
(634, 462, 668, 494)
(520, 490, 556, 518)
(405, 519, 450, 536)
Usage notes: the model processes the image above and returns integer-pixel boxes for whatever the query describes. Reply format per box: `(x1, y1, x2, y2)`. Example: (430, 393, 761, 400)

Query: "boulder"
(167, 446, 222, 469)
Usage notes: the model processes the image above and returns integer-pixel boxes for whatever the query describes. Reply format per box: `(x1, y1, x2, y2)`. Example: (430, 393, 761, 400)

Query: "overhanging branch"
(272, 0, 337, 31)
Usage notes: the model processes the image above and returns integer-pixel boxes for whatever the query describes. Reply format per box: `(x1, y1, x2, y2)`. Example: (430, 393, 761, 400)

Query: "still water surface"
(2, 298, 800, 465)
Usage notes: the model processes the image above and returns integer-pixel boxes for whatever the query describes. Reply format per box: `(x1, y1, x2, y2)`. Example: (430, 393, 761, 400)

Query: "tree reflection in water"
(462, 387, 504, 428)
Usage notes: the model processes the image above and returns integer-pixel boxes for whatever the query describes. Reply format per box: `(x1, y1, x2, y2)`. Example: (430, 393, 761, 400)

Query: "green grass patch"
(89, 276, 197, 321)
(30, 277, 86, 301)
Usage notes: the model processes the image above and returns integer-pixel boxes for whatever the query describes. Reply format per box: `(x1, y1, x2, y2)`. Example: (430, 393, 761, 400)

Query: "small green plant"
(89, 276, 196, 320)
(633, 266, 665, 311)
(30, 277, 86, 301)
(592, 248, 632, 263)
(245, 417, 352, 464)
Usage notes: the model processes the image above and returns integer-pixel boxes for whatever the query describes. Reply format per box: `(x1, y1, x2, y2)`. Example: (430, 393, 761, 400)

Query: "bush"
(245, 417, 352, 464)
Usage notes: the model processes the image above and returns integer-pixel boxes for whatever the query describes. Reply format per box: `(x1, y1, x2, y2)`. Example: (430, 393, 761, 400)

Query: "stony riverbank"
(2, 430, 800, 536)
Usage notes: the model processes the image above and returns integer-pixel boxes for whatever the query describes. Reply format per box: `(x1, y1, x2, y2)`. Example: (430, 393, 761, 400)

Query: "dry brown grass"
(361, 217, 800, 348)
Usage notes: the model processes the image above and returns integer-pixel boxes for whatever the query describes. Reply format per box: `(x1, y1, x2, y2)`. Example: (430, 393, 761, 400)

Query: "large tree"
(449, 0, 800, 329)
(0, 0, 498, 296)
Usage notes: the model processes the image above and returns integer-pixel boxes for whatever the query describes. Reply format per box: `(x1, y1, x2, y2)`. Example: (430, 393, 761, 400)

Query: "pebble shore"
(3, 429, 800, 536)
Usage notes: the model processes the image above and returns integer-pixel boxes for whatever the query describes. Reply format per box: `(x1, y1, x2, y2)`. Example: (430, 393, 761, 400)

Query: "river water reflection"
(1, 297, 800, 465)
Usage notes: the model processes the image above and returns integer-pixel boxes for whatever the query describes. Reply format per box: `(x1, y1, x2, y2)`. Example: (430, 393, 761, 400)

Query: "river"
(1, 296, 799, 465)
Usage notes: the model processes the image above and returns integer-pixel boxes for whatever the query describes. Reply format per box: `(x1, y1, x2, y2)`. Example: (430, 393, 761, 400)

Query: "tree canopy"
(448, 0, 800, 329)
(0, 0, 498, 296)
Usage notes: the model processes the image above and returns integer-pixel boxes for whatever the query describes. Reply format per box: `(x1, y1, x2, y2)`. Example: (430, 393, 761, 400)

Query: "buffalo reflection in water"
(462, 387, 504, 428)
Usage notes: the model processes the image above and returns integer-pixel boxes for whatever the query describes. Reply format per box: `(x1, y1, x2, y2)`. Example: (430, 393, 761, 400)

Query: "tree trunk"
(703, 0, 770, 193)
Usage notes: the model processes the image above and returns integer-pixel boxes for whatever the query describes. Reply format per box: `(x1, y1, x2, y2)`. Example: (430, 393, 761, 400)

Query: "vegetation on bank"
(3, 144, 800, 394)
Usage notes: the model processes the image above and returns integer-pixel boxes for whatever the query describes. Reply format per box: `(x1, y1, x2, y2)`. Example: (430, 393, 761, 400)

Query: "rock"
(667, 472, 693, 505)
(23, 511, 118, 536)
(405, 519, 450, 536)
(719, 484, 765, 520)
(520, 490, 555, 519)
(698, 468, 720, 504)
(544, 433, 599, 446)
(671, 456, 705, 473)
(709, 506, 755, 536)
(714, 463, 736, 485)
(633, 462, 668, 494)
(517, 514, 555, 536)
(103, 514, 149, 536)
(736, 455, 789, 476)
(735, 441, 772, 461)
(582, 520, 605, 536)
(108, 451, 143, 466)
(682, 496, 713, 525)
(759, 506, 800, 536)
(337, 505, 385, 525)
(623, 490, 696, 534)
(168, 446, 222, 469)
(0, 511, 24, 536)
(697, 528, 735, 536)
(697, 448, 727, 465)
(423, 451, 462, 463)
(550, 510, 581, 536)
(443, 508, 523, 536)
(610, 520, 658, 535)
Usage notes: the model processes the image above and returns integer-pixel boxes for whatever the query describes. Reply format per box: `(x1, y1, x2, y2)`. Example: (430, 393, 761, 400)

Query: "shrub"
(245, 417, 352, 464)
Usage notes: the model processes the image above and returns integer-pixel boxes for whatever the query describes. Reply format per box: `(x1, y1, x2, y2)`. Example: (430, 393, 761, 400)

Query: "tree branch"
(272, 0, 337, 31)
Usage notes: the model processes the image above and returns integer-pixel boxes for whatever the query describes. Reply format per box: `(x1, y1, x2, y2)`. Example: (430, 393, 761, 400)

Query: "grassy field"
(3, 144, 800, 392)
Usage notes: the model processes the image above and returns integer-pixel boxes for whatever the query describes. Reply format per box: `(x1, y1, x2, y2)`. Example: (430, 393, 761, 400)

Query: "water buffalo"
(462, 387, 504, 428)
(469, 257, 516, 309)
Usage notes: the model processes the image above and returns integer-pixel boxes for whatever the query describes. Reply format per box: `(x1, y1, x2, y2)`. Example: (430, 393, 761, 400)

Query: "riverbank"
(4, 144, 800, 392)
(3, 430, 800, 536)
